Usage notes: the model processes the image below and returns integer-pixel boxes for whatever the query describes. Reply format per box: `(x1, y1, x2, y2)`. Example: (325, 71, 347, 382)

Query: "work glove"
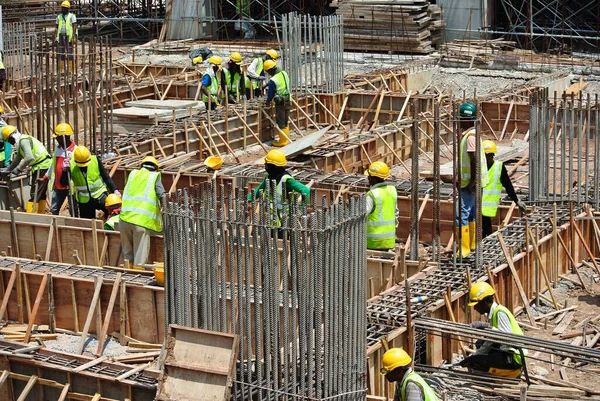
(471, 321, 490, 330)
(258, 76, 267, 81)
(517, 200, 528, 212)
(114, 190, 122, 198)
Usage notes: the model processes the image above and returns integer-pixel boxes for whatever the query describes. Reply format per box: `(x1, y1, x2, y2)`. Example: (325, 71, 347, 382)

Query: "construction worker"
(221, 52, 244, 104)
(70, 145, 120, 218)
(0, 106, 11, 167)
(42, 123, 76, 215)
(245, 49, 278, 99)
(104, 193, 122, 230)
(120, 156, 166, 267)
(365, 161, 398, 251)
(56, 1, 77, 73)
(0, 126, 51, 213)
(248, 150, 310, 226)
(456, 102, 488, 258)
(263, 60, 291, 147)
(481, 140, 527, 237)
(461, 282, 526, 378)
(0, 48, 6, 92)
(201, 56, 222, 111)
(381, 348, 439, 401)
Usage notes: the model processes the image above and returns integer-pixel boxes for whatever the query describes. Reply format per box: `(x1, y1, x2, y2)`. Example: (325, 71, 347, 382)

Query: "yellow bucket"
(153, 268, 165, 287)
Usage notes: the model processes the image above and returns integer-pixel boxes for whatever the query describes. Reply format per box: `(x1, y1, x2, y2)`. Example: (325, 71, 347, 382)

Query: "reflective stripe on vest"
(0, 52, 5, 70)
(366, 184, 397, 250)
(400, 371, 438, 401)
(18, 135, 51, 172)
(105, 214, 120, 230)
(263, 174, 292, 228)
(223, 67, 241, 96)
(57, 13, 76, 41)
(120, 168, 162, 232)
(491, 304, 527, 365)
(459, 129, 488, 188)
(271, 70, 290, 97)
(245, 57, 263, 89)
(202, 68, 220, 103)
(482, 160, 503, 217)
(70, 156, 107, 203)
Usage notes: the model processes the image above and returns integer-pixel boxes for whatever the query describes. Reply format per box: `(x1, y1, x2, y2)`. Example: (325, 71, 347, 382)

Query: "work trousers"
(456, 187, 476, 227)
(482, 215, 493, 238)
(0, 69, 6, 92)
(50, 188, 77, 216)
(275, 97, 291, 128)
(57, 35, 74, 61)
(120, 220, 151, 267)
(246, 87, 262, 99)
(465, 347, 521, 373)
(30, 168, 49, 203)
(77, 191, 108, 219)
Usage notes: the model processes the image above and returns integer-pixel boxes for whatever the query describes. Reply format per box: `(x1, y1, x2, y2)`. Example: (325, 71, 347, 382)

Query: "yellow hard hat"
(229, 52, 243, 65)
(61, 1, 71, 8)
(364, 161, 390, 179)
(381, 348, 412, 375)
(204, 155, 223, 170)
(266, 49, 279, 60)
(264, 149, 287, 167)
(192, 56, 203, 65)
(141, 155, 159, 169)
(73, 146, 92, 167)
(263, 59, 277, 72)
(482, 140, 497, 155)
(54, 122, 74, 138)
(105, 193, 122, 207)
(468, 282, 495, 306)
(208, 55, 221, 66)
(2, 125, 17, 141)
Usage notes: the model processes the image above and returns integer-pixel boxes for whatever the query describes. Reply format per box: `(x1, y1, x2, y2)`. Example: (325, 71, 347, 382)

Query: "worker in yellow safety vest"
(481, 140, 527, 237)
(120, 156, 166, 268)
(365, 161, 398, 251)
(70, 146, 120, 218)
(56, 1, 77, 73)
(455, 102, 488, 258)
(0, 125, 51, 213)
(381, 348, 439, 401)
(245, 49, 278, 99)
(460, 282, 527, 378)
(221, 52, 244, 103)
(263, 60, 291, 147)
(104, 193, 122, 230)
(200, 56, 222, 111)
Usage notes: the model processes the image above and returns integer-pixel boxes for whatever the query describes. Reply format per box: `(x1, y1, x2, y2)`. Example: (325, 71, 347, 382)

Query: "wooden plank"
(16, 374, 38, 401)
(77, 275, 104, 354)
(24, 270, 49, 343)
(73, 356, 108, 373)
(552, 311, 575, 335)
(116, 362, 151, 381)
(96, 273, 122, 356)
(525, 226, 560, 310)
(57, 383, 70, 401)
(0, 267, 18, 321)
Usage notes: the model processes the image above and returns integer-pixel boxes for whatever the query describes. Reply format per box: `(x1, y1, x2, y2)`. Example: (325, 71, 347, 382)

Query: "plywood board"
(125, 99, 203, 110)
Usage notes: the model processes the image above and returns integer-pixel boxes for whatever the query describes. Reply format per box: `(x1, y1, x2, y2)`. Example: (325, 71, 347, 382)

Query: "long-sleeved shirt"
(496, 162, 519, 204)
(246, 57, 263, 80)
(249, 173, 310, 202)
(8, 135, 36, 174)
(266, 79, 277, 103)
(155, 177, 166, 202)
(220, 62, 244, 96)
(393, 369, 425, 401)
(365, 182, 399, 219)
(76, 156, 118, 194)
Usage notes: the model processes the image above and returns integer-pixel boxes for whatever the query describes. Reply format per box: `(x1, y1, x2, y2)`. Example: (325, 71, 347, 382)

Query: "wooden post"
(96, 273, 122, 356)
(77, 275, 104, 354)
(24, 270, 50, 343)
(16, 262, 23, 324)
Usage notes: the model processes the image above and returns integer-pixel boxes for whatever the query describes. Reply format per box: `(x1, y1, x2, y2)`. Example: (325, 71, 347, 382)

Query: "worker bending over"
(221, 52, 244, 104)
(201, 56, 222, 110)
(461, 282, 527, 378)
(381, 348, 439, 401)
(481, 140, 527, 237)
(263, 60, 291, 147)
(456, 102, 488, 258)
(365, 161, 398, 251)
(43, 123, 76, 215)
(70, 146, 119, 218)
(1, 125, 51, 213)
(104, 194, 122, 230)
(120, 156, 165, 268)
(245, 49, 278, 99)
(56, 1, 77, 73)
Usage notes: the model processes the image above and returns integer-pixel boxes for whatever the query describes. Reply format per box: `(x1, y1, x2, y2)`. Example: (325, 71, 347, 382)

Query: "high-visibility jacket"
(104, 214, 120, 230)
(120, 168, 162, 232)
(245, 57, 263, 89)
(366, 184, 397, 250)
(18, 134, 51, 172)
(223, 67, 241, 97)
(271, 70, 290, 97)
(459, 129, 488, 189)
(202, 68, 220, 104)
(70, 156, 106, 203)
(482, 160, 503, 217)
(398, 371, 438, 401)
(263, 174, 292, 227)
(0, 51, 5, 70)
(56, 13, 77, 42)
(491, 304, 527, 365)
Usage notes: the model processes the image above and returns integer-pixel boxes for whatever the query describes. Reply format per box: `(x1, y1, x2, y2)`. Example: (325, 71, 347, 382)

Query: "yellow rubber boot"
(468, 221, 476, 251)
(68, 61, 74, 73)
(272, 126, 290, 147)
(59, 61, 64, 73)
(26, 201, 34, 213)
(36, 200, 47, 214)
(455, 226, 471, 258)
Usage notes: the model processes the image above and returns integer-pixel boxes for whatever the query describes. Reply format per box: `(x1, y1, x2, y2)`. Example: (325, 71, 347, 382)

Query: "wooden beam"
(96, 273, 122, 356)
(525, 226, 560, 310)
(73, 356, 108, 373)
(0, 267, 18, 321)
(16, 374, 38, 401)
(77, 275, 104, 354)
(24, 270, 49, 343)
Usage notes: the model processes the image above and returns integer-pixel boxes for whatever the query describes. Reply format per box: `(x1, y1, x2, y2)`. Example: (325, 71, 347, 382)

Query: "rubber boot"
(272, 126, 290, 147)
(26, 201, 34, 213)
(468, 221, 476, 251)
(68, 61, 74, 73)
(36, 200, 47, 214)
(455, 226, 471, 259)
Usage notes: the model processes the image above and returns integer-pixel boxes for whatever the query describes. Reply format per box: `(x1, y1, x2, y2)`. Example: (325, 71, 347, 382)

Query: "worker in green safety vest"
(220, 52, 244, 104)
(245, 49, 278, 99)
(365, 161, 398, 251)
(481, 140, 527, 237)
(461, 282, 527, 378)
(263, 60, 291, 147)
(56, 1, 77, 73)
(1, 125, 51, 214)
(200, 56, 222, 111)
(381, 348, 439, 401)
(120, 156, 166, 268)
(104, 193, 122, 230)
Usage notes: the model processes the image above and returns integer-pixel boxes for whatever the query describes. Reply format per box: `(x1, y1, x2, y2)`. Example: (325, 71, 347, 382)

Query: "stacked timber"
(440, 38, 518, 66)
(330, 0, 445, 54)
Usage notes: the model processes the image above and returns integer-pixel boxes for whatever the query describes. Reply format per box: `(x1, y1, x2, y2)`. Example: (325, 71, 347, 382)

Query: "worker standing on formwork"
(461, 282, 527, 378)
(456, 102, 488, 258)
(42, 123, 76, 215)
(70, 145, 120, 218)
(481, 140, 527, 237)
(120, 156, 165, 268)
(263, 60, 291, 147)
(365, 161, 398, 251)
(245, 49, 278, 99)
(381, 348, 439, 401)
(201, 56, 222, 111)
(104, 194, 122, 230)
(0, 106, 11, 167)
(0, 125, 51, 213)
(221, 52, 244, 104)
(56, 1, 77, 73)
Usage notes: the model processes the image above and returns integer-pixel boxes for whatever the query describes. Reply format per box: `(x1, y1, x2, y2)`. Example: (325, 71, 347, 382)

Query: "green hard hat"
(459, 102, 477, 119)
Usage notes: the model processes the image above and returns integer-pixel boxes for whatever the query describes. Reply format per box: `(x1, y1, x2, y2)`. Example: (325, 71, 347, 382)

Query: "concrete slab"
(125, 99, 203, 110)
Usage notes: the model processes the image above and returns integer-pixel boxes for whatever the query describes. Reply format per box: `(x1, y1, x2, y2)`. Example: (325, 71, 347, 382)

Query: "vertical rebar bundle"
(163, 180, 367, 400)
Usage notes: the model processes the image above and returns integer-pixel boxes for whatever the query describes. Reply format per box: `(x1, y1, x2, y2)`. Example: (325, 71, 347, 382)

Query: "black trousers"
(482, 215, 493, 238)
(465, 347, 521, 373)
(78, 192, 108, 219)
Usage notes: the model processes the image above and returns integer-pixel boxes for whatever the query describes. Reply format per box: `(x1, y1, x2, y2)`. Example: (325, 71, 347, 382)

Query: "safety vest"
(223, 67, 241, 97)
(262, 174, 292, 227)
(120, 168, 162, 232)
(70, 156, 107, 203)
(56, 13, 76, 41)
(201, 68, 220, 103)
(482, 160, 503, 217)
(0, 142, 4, 164)
(366, 184, 397, 250)
(0, 51, 5, 70)
(399, 371, 438, 401)
(491, 304, 527, 365)
(236, 0, 250, 16)
(245, 57, 263, 89)
(18, 135, 51, 172)
(271, 70, 290, 97)
(459, 129, 488, 189)
(104, 214, 120, 230)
